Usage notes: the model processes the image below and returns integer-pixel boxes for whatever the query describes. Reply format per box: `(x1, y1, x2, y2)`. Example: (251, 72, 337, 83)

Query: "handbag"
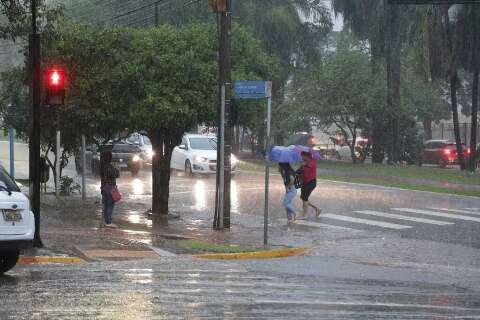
(294, 173, 303, 189)
(110, 186, 122, 203)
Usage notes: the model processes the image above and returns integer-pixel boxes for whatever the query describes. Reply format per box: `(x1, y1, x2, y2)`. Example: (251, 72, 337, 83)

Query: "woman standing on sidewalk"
(297, 151, 321, 219)
(100, 151, 120, 228)
(278, 163, 297, 222)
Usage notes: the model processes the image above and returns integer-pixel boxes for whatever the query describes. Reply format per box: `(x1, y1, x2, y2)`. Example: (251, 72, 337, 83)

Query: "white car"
(335, 137, 369, 162)
(0, 166, 34, 274)
(170, 134, 238, 176)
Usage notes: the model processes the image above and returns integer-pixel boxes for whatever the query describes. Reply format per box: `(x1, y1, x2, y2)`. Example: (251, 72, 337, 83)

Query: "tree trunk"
(442, 6, 465, 170)
(150, 131, 177, 223)
(234, 123, 240, 154)
(469, 65, 479, 172)
(250, 134, 255, 158)
(469, 7, 479, 172)
(240, 127, 246, 152)
(385, 3, 402, 164)
(350, 133, 357, 164)
(450, 73, 466, 170)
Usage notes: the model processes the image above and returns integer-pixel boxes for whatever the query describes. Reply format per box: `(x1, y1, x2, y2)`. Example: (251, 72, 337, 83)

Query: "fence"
(428, 122, 480, 144)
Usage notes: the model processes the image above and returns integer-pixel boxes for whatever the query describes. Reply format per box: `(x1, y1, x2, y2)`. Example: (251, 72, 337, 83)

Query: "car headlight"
(147, 150, 154, 159)
(231, 154, 238, 165)
(195, 156, 209, 163)
(132, 154, 141, 162)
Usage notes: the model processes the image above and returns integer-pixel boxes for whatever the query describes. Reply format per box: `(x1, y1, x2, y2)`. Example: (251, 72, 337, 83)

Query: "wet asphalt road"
(2, 256, 480, 319)
(106, 167, 480, 249)
(3, 164, 480, 319)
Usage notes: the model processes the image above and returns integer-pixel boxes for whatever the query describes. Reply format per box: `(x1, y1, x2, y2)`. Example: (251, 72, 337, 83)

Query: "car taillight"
(467, 148, 471, 154)
(444, 149, 451, 155)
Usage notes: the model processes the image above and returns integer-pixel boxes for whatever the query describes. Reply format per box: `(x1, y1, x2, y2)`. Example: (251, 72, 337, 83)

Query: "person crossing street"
(296, 151, 321, 219)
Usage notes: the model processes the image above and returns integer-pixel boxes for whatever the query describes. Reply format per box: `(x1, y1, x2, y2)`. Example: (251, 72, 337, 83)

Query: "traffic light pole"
(214, 0, 232, 229)
(30, 0, 43, 247)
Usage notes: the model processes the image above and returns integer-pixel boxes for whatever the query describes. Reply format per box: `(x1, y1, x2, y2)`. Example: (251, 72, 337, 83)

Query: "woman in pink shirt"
(297, 151, 321, 219)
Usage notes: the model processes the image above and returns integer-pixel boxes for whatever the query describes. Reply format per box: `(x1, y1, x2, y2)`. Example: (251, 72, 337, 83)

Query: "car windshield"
(189, 137, 217, 150)
(0, 167, 20, 192)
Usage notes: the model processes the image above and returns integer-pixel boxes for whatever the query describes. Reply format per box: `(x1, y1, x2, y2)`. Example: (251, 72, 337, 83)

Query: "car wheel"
(0, 251, 20, 275)
(185, 160, 193, 177)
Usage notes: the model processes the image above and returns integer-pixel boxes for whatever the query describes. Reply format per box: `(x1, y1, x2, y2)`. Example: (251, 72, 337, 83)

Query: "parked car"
(0, 166, 34, 275)
(421, 140, 471, 168)
(170, 134, 238, 176)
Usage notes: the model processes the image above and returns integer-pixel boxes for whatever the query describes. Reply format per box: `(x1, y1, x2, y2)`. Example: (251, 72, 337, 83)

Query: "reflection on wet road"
(2, 258, 480, 319)
(100, 169, 480, 249)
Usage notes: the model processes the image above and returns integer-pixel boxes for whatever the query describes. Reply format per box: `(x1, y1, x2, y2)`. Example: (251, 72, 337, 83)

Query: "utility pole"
(213, 0, 232, 229)
(30, 0, 43, 247)
(154, 1, 159, 26)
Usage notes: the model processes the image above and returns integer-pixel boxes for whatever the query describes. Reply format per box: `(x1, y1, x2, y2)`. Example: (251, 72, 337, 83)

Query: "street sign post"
(234, 81, 269, 100)
(234, 80, 272, 246)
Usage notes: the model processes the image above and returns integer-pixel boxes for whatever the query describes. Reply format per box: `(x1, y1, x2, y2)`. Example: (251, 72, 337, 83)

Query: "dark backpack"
(294, 173, 303, 189)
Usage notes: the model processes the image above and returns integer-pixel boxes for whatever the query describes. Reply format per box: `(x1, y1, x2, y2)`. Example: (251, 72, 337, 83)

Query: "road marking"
(279, 219, 355, 230)
(393, 208, 480, 223)
(356, 210, 454, 226)
(321, 213, 412, 230)
(464, 208, 480, 211)
(427, 207, 480, 216)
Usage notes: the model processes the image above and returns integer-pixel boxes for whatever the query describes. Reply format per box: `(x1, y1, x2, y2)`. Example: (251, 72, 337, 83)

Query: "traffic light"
(45, 67, 65, 106)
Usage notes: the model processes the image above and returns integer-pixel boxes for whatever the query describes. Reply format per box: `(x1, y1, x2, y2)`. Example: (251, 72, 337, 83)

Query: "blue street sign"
(234, 81, 268, 99)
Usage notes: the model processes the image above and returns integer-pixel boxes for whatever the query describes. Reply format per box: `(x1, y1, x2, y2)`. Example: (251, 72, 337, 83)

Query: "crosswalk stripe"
(356, 210, 454, 226)
(277, 219, 355, 230)
(427, 207, 480, 216)
(392, 208, 480, 223)
(321, 213, 412, 230)
(293, 220, 355, 230)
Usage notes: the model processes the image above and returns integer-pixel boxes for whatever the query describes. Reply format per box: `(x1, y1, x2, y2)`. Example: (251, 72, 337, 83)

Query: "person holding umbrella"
(278, 163, 297, 222)
(296, 151, 321, 219)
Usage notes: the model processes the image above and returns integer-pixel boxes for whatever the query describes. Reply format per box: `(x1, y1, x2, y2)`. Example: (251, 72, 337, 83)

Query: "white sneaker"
(105, 223, 118, 228)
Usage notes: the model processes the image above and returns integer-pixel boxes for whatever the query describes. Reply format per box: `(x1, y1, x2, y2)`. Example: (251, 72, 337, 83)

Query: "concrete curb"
(193, 247, 310, 260)
(18, 256, 86, 265)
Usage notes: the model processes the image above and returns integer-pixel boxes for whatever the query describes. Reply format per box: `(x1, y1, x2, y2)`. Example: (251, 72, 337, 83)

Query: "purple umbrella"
(291, 145, 322, 160)
(269, 145, 322, 163)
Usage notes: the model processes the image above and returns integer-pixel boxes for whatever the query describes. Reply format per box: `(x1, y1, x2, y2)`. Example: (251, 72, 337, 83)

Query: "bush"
(60, 176, 81, 196)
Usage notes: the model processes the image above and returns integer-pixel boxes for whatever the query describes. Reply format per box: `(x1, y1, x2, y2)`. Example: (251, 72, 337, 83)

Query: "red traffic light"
(46, 68, 65, 89)
(45, 67, 66, 106)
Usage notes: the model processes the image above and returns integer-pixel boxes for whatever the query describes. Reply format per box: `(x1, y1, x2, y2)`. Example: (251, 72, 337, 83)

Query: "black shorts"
(300, 179, 317, 201)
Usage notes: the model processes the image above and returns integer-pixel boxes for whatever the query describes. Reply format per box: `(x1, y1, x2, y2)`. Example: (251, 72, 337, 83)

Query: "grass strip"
(177, 239, 267, 254)
(319, 174, 480, 198)
(239, 160, 480, 197)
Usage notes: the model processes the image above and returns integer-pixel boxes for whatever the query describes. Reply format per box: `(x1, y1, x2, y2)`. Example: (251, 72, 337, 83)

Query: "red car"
(421, 140, 471, 168)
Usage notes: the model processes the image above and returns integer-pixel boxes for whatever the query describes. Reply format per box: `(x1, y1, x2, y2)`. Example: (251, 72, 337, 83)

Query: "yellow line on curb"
(18, 256, 86, 265)
(193, 247, 310, 260)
